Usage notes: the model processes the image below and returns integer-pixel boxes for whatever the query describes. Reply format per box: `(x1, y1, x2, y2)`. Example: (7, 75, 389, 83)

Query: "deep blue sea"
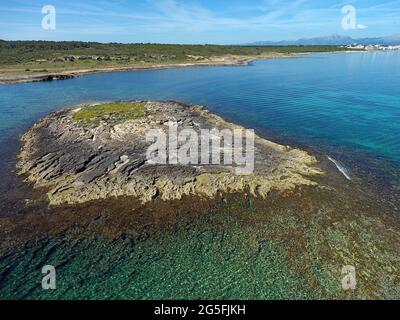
(1, 51, 399, 184)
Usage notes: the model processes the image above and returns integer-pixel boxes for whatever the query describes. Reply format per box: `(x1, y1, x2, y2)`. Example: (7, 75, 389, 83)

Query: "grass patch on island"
(73, 101, 146, 124)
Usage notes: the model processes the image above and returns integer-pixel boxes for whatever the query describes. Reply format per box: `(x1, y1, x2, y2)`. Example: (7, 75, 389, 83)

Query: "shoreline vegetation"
(0, 40, 357, 84)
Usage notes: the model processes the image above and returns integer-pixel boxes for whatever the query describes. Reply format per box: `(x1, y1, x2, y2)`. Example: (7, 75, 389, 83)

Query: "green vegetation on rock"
(0, 40, 357, 79)
(73, 101, 145, 124)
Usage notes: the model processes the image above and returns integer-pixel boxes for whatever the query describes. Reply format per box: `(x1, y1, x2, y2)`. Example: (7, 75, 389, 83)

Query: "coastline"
(0, 52, 306, 85)
(0, 53, 292, 84)
(1, 50, 367, 85)
(17, 100, 323, 206)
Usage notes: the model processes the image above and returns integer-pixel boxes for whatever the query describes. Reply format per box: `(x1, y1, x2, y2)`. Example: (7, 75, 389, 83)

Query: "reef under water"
(1, 161, 399, 299)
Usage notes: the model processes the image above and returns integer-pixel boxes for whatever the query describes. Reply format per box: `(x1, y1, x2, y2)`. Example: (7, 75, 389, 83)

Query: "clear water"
(1, 51, 400, 299)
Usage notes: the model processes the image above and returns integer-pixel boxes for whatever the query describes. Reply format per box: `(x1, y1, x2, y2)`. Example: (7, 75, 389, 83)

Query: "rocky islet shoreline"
(17, 100, 323, 206)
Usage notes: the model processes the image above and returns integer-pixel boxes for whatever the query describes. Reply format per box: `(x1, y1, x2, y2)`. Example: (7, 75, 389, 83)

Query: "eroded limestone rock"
(17, 101, 323, 206)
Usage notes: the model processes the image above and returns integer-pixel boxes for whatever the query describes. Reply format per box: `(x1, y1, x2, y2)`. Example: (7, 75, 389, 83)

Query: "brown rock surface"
(17, 100, 323, 206)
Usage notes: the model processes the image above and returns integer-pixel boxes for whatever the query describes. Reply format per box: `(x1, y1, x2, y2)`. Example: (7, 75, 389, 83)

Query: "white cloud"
(357, 24, 369, 29)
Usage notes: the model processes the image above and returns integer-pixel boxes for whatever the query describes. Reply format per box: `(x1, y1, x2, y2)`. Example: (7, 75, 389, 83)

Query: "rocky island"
(4, 101, 400, 300)
(17, 101, 323, 206)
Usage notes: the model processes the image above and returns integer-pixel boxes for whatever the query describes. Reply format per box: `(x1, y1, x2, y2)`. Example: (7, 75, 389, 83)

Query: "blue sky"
(1, 0, 399, 43)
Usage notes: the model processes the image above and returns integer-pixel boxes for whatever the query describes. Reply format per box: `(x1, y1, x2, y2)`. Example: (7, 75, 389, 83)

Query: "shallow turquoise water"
(0, 51, 399, 163)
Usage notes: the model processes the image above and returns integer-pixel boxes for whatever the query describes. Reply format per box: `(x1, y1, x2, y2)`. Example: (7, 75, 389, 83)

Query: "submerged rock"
(17, 100, 323, 206)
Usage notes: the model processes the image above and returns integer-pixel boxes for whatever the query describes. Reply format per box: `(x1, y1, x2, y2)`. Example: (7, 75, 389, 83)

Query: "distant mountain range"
(244, 34, 400, 46)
